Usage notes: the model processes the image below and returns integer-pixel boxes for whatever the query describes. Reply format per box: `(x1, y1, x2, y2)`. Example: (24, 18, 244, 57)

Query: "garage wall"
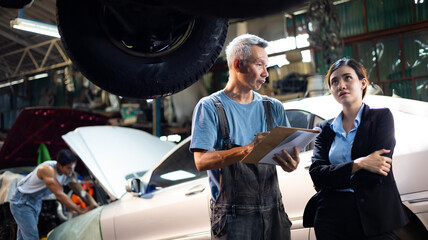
(215, 0, 428, 102)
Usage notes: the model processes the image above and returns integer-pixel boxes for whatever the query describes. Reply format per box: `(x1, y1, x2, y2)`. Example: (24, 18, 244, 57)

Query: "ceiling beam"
(23, 5, 56, 23)
(0, 24, 60, 61)
(0, 38, 71, 82)
(0, 27, 38, 50)
(31, 1, 56, 18)
(0, 57, 11, 75)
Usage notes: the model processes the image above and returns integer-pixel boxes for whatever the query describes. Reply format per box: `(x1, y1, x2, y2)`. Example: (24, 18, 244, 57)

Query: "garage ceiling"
(0, 1, 70, 83)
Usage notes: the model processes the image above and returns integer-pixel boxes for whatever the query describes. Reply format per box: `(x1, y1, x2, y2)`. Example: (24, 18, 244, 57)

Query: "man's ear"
(233, 59, 240, 70)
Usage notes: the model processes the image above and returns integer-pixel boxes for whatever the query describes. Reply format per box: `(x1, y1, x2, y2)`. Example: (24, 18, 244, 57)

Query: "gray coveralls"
(210, 162, 292, 239)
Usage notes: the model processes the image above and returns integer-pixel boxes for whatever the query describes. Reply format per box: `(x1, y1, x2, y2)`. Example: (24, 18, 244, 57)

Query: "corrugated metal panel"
(415, 0, 428, 22)
(314, 44, 353, 76)
(337, 0, 365, 37)
(384, 80, 413, 98)
(366, 0, 413, 32)
(341, 45, 354, 59)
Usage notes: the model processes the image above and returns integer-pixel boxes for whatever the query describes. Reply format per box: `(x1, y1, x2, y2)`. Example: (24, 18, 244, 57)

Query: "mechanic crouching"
(9, 149, 98, 240)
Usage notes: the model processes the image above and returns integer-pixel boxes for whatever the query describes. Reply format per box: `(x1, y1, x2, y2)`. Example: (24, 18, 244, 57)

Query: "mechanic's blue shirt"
(190, 90, 290, 201)
(329, 104, 364, 191)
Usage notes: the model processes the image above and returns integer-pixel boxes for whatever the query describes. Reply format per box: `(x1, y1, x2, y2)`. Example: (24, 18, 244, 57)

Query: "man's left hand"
(273, 146, 300, 172)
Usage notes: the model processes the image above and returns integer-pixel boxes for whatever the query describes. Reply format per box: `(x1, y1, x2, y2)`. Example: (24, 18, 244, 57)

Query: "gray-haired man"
(190, 34, 299, 239)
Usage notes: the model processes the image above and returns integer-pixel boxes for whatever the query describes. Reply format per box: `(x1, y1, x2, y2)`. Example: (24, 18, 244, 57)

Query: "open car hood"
(62, 126, 176, 199)
(0, 107, 109, 172)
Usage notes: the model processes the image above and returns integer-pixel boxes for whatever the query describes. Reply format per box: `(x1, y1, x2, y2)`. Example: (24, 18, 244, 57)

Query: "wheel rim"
(97, 1, 195, 58)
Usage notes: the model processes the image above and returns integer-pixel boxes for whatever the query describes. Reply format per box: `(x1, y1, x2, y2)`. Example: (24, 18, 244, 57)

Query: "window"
(313, 115, 324, 128)
(403, 31, 428, 78)
(146, 140, 207, 192)
(286, 110, 324, 151)
(286, 110, 312, 129)
(366, 0, 413, 32)
(416, 78, 428, 101)
(356, 41, 377, 82)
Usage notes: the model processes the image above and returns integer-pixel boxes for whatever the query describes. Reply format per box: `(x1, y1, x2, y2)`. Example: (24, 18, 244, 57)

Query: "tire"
(0, 203, 17, 240)
(56, 0, 228, 99)
(166, 0, 309, 18)
(394, 207, 428, 240)
(0, 0, 33, 8)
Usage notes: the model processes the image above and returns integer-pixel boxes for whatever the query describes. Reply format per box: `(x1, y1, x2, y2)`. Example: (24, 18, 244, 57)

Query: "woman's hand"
(353, 149, 392, 176)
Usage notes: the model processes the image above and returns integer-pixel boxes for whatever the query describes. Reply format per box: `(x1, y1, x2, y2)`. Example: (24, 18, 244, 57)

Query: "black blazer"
(309, 104, 409, 236)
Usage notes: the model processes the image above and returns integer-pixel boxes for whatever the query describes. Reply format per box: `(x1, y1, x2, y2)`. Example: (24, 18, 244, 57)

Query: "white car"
(48, 95, 428, 239)
(0, 124, 176, 239)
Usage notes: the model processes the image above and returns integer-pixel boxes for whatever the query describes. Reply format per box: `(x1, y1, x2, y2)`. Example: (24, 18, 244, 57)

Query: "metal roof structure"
(0, 1, 70, 83)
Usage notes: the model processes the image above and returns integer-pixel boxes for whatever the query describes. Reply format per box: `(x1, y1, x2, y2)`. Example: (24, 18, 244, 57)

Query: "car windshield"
(146, 140, 207, 193)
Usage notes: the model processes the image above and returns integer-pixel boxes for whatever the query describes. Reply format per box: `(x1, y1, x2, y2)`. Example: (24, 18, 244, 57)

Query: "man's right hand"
(77, 207, 86, 214)
(79, 204, 97, 214)
(249, 131, 270, 151)
(87, 204, 98, 211)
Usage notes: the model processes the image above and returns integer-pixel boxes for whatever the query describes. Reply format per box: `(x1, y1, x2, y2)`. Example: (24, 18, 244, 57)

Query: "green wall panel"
(337, 1, 365, 37)
(315, 51, 328, 76)
(383, 80, 413, 99)
(415, 0, 428, 22)
(315, 45, 354, 76)
(366, 0, 413, 32)
(30, 77, 51, 106)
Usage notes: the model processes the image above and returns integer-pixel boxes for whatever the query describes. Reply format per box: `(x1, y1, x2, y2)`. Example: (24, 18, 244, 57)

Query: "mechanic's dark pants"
(10, 188, 50, 240)
(314, 191, 398, 240)
(210, 162, 291, 240)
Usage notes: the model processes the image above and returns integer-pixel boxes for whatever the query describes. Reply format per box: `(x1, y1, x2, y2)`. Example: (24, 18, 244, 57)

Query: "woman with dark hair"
(308, 58, 408, 239)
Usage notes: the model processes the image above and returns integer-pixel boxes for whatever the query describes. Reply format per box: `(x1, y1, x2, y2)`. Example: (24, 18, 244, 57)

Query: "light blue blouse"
(329, 104, 364, 191)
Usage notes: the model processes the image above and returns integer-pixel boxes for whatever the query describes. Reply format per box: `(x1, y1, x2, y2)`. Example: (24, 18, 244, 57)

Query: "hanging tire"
(0, 0, 33, 8)
(56, 0, 228, 99)
(166, 0, 309, 18)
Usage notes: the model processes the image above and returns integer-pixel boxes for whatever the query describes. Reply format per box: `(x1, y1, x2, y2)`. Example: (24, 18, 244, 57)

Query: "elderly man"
(10, 149, 97, 240)
(190, 33, 299, 239)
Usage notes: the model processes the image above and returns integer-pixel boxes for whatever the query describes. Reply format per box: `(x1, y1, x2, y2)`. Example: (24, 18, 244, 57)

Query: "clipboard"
(241, 126, 321, 165)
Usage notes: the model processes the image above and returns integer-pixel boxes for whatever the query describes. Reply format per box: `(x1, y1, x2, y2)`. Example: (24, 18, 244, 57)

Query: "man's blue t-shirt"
(190, 90, 290, 201)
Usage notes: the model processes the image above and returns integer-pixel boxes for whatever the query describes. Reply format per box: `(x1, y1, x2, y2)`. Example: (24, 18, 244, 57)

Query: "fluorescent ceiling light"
(0, 79, 24, 89)
(10, 17, 60, 38)
(28, 73, 48, 81)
